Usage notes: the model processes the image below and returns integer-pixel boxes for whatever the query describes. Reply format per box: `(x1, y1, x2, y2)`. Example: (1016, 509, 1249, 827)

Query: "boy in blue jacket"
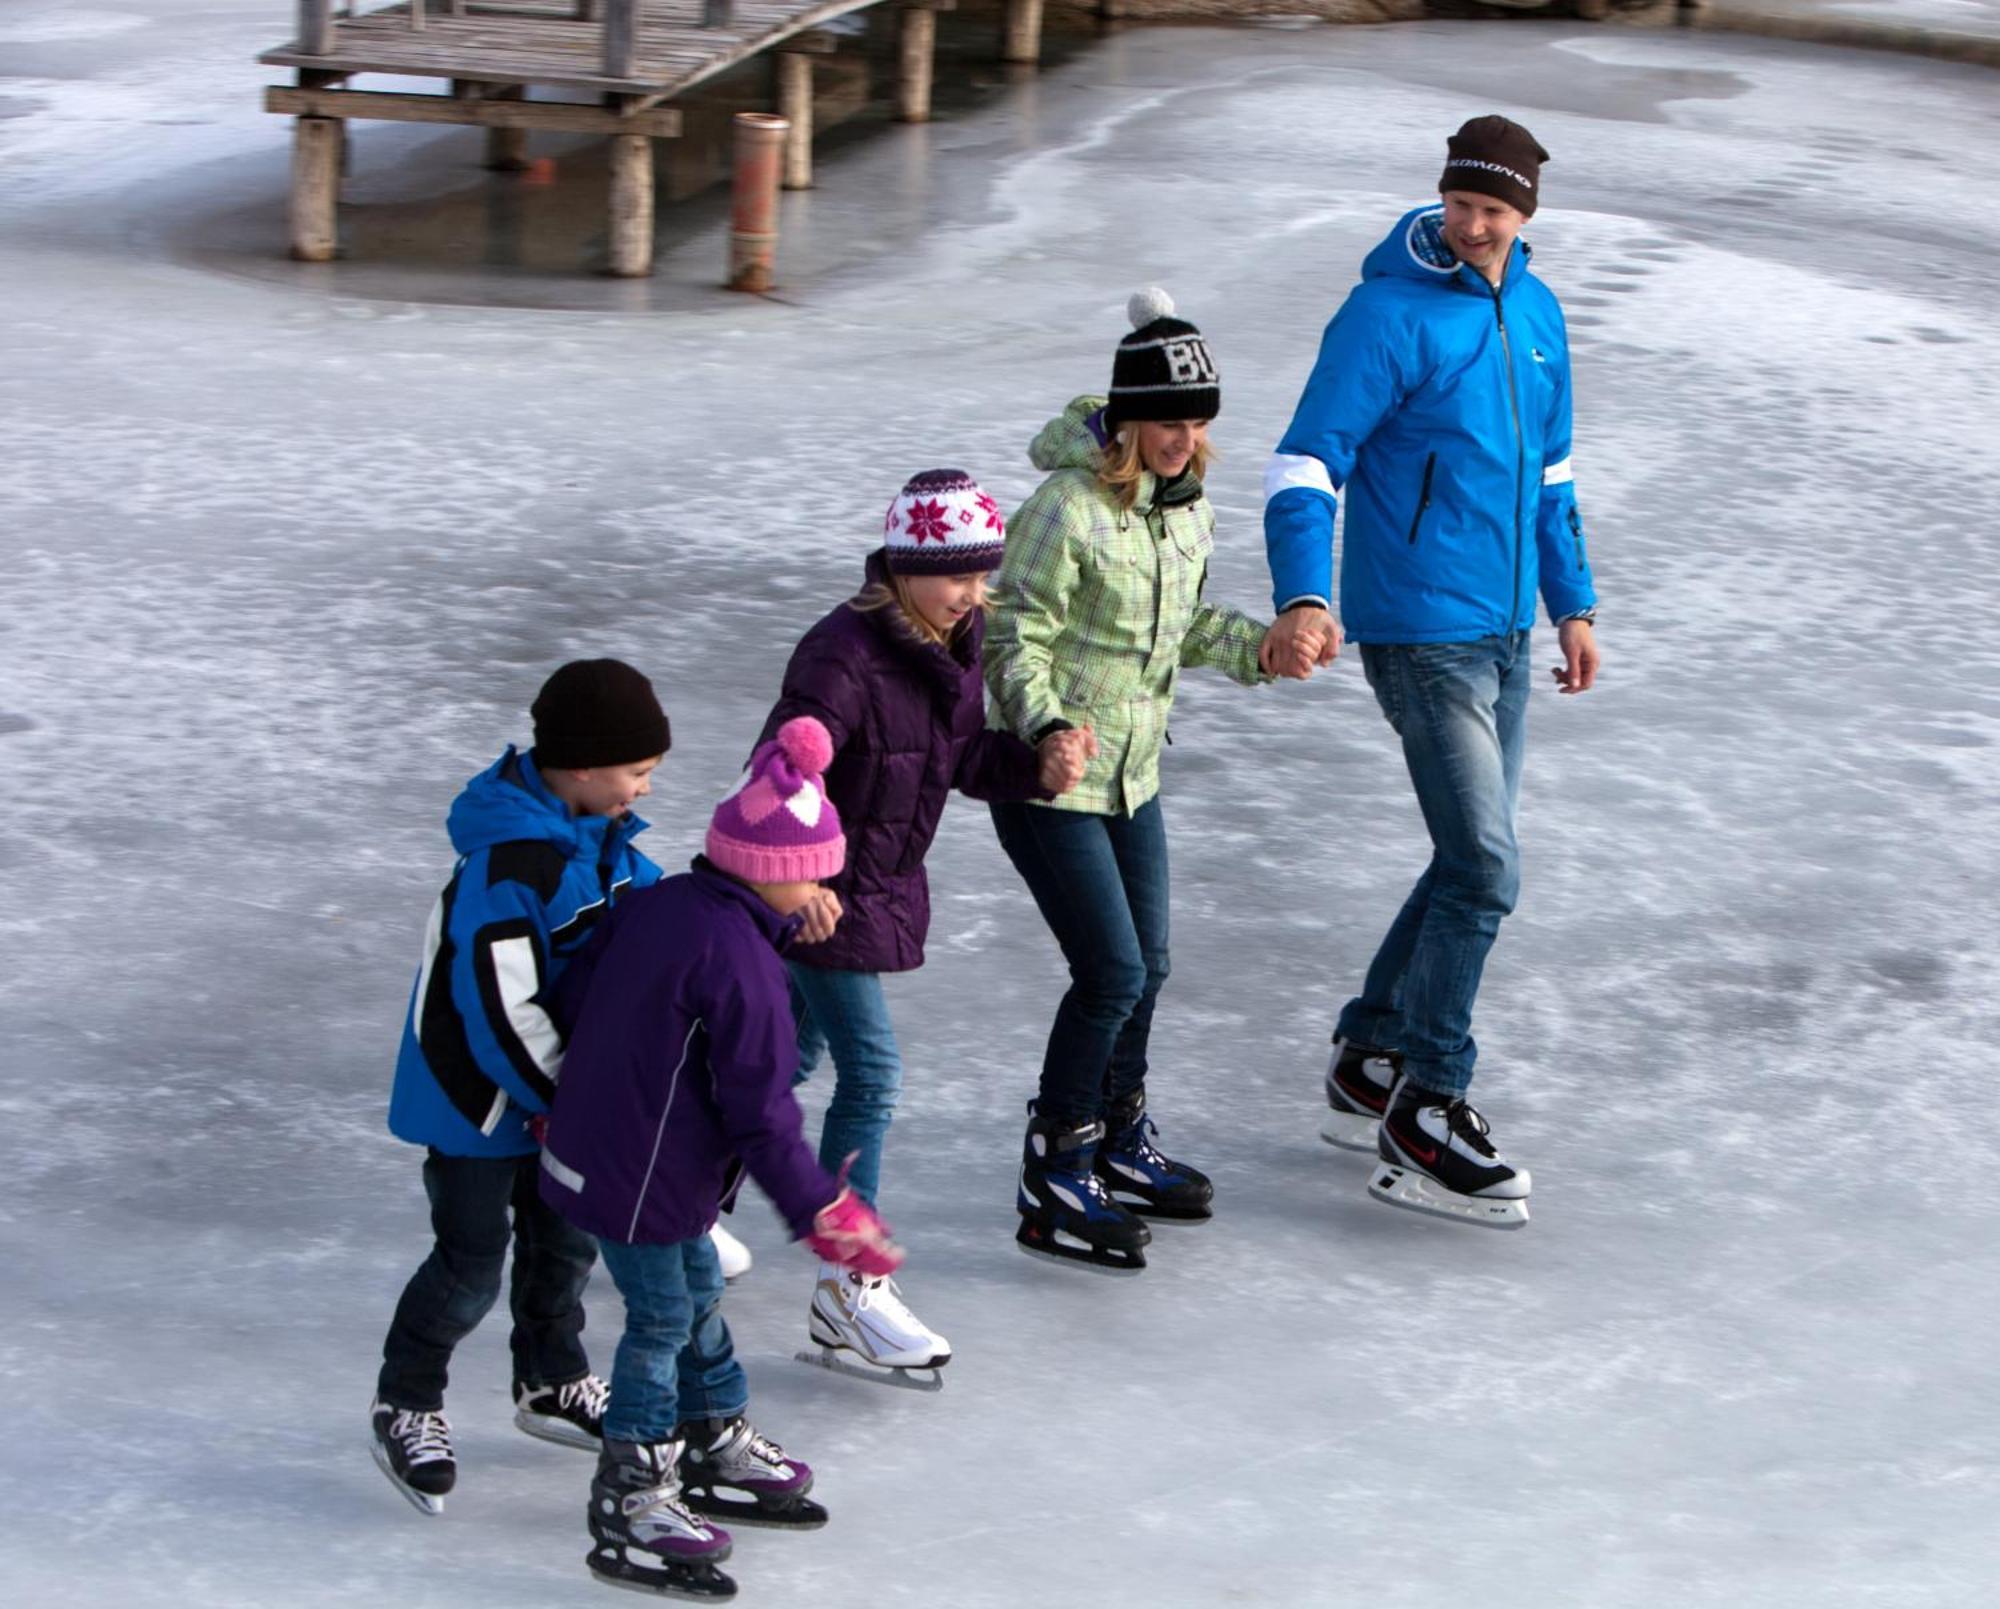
(369, 659, 670, 1515)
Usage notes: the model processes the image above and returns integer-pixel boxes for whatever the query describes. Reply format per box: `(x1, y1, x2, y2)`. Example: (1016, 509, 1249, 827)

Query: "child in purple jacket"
(539, 717, 902, 1603)
(757, 469, 1089, 1386)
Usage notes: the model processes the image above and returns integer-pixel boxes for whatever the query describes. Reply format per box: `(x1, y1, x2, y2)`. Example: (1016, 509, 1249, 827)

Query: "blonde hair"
(849, 573, 988, 647)
(1097, 423, 1217, 512)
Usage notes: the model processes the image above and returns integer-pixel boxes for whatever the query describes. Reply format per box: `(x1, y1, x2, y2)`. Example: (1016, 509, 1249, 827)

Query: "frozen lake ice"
(3, 4, 1998, 1605)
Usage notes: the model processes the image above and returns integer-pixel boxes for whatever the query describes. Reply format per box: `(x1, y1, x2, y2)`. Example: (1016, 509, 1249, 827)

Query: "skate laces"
(1442, 1099, 1497, 1159)
(854, 1272, 921, 1328)
(390, 1409, 453, 1466)
(559, 1375, 609, 1420)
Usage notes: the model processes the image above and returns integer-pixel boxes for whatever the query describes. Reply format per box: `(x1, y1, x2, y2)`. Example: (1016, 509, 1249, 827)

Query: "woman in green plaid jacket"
(985, 290, 1303, 1273)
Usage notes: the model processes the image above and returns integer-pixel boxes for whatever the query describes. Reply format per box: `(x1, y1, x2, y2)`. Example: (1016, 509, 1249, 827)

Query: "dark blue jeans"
(1337, 633, 1532, 1098)
(595, 1235, 748, 1445)
(377, 1149, 597, 1411)
(990, 796, 1171, 1129)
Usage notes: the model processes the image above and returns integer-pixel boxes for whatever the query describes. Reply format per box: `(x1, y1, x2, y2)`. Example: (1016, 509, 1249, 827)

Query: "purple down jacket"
(537, 861, 838, 1246)
(757, 549, 1048, 974)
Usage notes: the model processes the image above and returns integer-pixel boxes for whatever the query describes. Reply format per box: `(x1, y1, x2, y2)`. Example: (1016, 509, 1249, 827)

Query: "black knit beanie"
(1105, 287, 1220, 431)
(531, 659, 671, 770)
(1438, 115, 1550, 217)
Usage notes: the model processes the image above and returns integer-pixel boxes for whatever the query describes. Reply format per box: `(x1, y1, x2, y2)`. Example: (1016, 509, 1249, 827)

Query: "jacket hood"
(1029, 395, 1113, 474)
(446, 746, 650, 858)
(1027, 394, 1203, 511)
(1364, 204, 1530, 296)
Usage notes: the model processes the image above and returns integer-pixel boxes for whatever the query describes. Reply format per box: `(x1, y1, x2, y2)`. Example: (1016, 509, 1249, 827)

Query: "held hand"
(1259, 606, 1340, 681)
(806, 1186, 905, 1278)
(1037, 727, 1095, 794)
(1552, 618, 1601, 695)
(792, 888, 844, 945)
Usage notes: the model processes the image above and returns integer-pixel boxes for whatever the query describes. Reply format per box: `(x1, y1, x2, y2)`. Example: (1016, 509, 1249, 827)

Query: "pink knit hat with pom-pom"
(706, 716, 846, 884)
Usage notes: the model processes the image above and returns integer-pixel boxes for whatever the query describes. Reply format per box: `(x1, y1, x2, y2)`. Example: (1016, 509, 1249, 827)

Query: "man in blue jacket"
(370, 659, 668, 1511)
(1262, 116, 1600, 1231)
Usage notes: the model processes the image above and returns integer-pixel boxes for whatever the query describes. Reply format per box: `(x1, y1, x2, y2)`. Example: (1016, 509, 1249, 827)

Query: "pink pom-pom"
(776, 715, 833, 777)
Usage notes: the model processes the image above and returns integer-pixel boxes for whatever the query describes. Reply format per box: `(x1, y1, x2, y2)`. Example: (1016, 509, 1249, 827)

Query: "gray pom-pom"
(1127, 286, 1175, 328)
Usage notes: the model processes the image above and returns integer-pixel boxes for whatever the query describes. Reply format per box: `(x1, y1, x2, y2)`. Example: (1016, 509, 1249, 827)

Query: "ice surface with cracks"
(2, 6, 1999, 1607)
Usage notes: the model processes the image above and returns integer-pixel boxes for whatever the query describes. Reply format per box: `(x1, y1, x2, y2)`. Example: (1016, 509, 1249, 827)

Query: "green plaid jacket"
(985, 397, 1270, 816)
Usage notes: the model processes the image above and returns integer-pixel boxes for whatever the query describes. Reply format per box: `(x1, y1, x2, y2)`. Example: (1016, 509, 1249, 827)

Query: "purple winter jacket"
(757, 549, 1048, 974)
(537, 862, 839, 1246)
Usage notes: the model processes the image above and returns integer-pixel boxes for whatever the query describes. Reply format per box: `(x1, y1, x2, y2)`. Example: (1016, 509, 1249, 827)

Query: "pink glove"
(806, 1187, 904, 1278)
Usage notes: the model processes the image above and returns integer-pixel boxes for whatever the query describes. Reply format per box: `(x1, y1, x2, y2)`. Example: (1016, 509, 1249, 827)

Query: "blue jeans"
(1337, 633, 1531, 1098)
(594, 1236, 747, 1444)
(788, 963, 903, 1209)
(990, 797, 1171, 1129)
(377, 1149, 596, 1411)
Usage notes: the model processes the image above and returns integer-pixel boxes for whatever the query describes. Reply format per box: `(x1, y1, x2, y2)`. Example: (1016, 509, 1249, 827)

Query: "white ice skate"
(1369, 1084, 1531, 1230)
(794, 1262, 950, 1392)
(709, 1222, 752, 1282)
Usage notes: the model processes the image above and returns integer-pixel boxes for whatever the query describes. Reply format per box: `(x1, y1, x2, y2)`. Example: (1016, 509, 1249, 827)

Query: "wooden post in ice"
(290, 115, 343, 261)
(777, 52, 814, 189)
(607, 132, 654, 277)
(728, 112, 788, 291)
(896, 7, 936, 124)
(1002, 0, 1043, 65)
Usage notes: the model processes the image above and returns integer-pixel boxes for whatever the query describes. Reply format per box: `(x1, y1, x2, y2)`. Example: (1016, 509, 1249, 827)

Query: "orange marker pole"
(728, 111, 788, 292)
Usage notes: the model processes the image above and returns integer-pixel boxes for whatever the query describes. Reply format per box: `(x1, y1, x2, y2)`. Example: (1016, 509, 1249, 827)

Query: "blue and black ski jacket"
(386, 747, 661, 1158)
(1263, 204, 1599, 644)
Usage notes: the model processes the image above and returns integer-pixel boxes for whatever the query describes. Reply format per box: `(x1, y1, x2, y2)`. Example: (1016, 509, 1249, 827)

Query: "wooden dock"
(262, 0, 1060, 275)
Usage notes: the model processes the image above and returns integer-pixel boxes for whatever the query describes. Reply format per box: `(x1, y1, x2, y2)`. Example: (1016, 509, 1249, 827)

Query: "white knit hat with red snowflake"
(881, 468, 1006, 576)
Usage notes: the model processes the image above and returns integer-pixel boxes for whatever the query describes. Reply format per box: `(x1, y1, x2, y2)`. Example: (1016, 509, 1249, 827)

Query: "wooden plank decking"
(260, 0, 892, 95)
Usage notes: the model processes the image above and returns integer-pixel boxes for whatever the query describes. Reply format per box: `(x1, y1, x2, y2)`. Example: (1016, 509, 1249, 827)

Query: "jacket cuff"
(1031, 718, 1075, 745)
(1279, 595, 1330, 615)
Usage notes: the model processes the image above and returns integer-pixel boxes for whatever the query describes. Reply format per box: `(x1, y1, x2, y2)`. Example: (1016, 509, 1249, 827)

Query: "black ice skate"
(369, 1397, 455, 1516)
(515, 1372, 609, 1452)
(1016, 1106, 1151, 1273)
(588, 1438, 736, 1601)
(1321, 1037, 1401, 1152)
(676, 1416, 827, 1530)
(1369, 1080, 1531, 1230)
(1094, 1085, 1213, 1222)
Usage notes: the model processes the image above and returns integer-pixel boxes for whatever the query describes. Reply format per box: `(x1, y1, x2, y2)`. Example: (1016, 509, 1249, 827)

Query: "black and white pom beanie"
(1105, 287, 1220, 431)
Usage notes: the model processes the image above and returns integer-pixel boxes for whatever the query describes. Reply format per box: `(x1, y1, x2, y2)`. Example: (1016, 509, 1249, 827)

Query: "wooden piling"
(484, 86, 530, 170)
(1002, 0, 1043, 65)
(298, 0, 334, 55)
(602, 0, 636, 79)
(777, 52, 814, 190)
(290, 115, 343, 261)
(607, 131, 653, 277)
(896, 8, 936, 124)
(728, 111, 788, 291)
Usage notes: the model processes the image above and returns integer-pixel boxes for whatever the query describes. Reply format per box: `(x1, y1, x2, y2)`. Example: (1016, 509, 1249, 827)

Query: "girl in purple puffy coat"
(755, 468, 1089, 1385)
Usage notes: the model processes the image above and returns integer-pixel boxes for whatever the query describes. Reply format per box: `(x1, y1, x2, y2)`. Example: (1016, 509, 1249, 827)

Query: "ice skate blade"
(1367, 1164, 1529, 1230)
(369, 1436, 445, 1516)
(1319, 1108, 1381, 1152)
(682, 1483, 830, 1531)
(1116, 1198, 1213, 1224)
(1014, 1222, 1146, 1274)
(795, 1344, 946, 1393)
(587, 1543, 737, 1600)
(514, 1408, 602, 1452)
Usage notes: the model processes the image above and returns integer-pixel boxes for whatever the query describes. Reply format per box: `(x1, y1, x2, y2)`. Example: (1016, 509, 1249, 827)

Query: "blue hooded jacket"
(387, 747, 661, 1158)
(1263, 205, 1598, 643)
